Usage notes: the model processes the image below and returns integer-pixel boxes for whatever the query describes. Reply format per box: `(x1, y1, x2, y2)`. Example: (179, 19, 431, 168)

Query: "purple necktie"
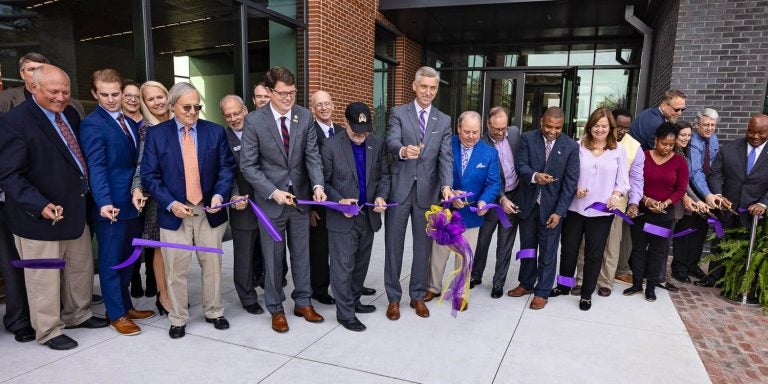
(537, 140, 554, 204)
(419, 109, 426, 142)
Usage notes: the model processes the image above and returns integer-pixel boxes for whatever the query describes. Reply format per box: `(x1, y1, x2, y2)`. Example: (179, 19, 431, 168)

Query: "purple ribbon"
(296, 200, 361, 216)
(205, 197, 247, 210)
(707, 217, 724, 238)
(247, 200, 282, 241)
(557, 275, 576, 288)
(643, 223, 696, 238)
(364, 202, 400, 208)
(111, 239, 224, 270)
(469, 204, 513, 228)
(585, 201, 634, 225)
(12, 259, 65, 269)
(443, 192, 475, 207)
(516, 248, 536, 260)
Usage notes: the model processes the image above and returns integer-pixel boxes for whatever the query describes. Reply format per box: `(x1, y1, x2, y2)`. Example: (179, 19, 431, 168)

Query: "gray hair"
(19, 52, 48, 68)
(219, 94, 245, 110)
(458, 110, 482, 127)
(167, 82, 199, 111)
(696, 108, 719, 124)
(414, 66, 440, 83)
(31, 64, 69, 86)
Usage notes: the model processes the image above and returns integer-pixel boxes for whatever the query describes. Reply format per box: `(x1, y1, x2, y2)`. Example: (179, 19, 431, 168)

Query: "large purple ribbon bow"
(111, 239, 224, 270)
(12, 259, 65, 269)
(585, 202, 634, 225)
(469, 204, 513, 228)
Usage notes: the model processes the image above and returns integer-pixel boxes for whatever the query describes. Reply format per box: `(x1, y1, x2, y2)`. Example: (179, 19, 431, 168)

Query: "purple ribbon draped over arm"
(296, 199, 360, 216)
(469, 204, 513, 228)
(584, 201, 634, 225)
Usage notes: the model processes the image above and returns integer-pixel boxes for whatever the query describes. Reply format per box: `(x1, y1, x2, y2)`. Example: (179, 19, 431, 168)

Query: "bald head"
(310, 90, 334, 125)
(31, 64, 71, 113)
(747, 114, 768, 148)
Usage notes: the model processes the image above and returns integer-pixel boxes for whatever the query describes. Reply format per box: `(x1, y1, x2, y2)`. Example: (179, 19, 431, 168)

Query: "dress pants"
(518, 204, 562, 298)
(615, 221, 633, 276)
(329, 213, 374, 321)
(576, 214, 625, 288)
(160, 204, 225, 327)
(472, 193, 520, 288)
(429, 228, 479, 294)
(94, 217, 143, 320)
(629, 212, 673, 288)
(259, 204, 312, 314)
(0, 202, 31, 333)
(14, 227, 94, 343)
(557, 212, 613, 298)
(671, 214, 709, 278)
(309, 207, 331, 295)
(384, 185, 431, 302)
(232, 228, 260, 307)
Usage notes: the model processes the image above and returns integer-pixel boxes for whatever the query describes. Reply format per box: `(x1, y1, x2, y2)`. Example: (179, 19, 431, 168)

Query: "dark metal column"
(133, 0, 153, 81)
(234, 2, 249, 102)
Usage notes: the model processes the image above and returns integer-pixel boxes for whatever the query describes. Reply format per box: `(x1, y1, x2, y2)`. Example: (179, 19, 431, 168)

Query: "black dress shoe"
(312, 293, 336, 305)
(694, 277, 716, 287)
(549, 286, 570, 297)
(244, 303, 264, 315)
(469, 278, 481, 289)
(672, 274, 692, 284)
(354, 303, 376, 313)
(361, 287, 376, 296)
(338, 317, 366, 332)
(657, 282, 679, 292)
(13, 326, 35, 343)
(645, 289, 657, 302)
(44, 334, 78, 350)
(169, 325, 186, 339)
(579, 298, 592, 311)
(623, 286, 643, 296)
(689, 268, 707, 280)
(65, 316, 109, 329)
(205, 316, 230, 330)
(91, 294, 104, 305)
(490, 286, 503, 299)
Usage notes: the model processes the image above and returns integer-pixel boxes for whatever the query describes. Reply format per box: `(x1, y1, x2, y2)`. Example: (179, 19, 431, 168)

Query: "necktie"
(747, 146, 757, 175)
(537, 140, 554, 204)
(419, 109, 426, 142)
(328, 126, 335, 137)
(117, 113, 136, 148)
(54, 113, 89, 183)
(181, 126, 203, 205)
(703, 138, 711, 176)
(280, 116, 290, 155)
(461, 146, 470, 176)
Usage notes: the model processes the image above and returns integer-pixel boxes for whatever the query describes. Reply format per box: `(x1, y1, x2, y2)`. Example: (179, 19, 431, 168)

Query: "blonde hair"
(140, 80, 170, 126)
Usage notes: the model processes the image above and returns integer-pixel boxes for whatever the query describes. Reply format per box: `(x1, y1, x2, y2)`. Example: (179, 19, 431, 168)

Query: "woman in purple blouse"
(550, 108, 629, 311)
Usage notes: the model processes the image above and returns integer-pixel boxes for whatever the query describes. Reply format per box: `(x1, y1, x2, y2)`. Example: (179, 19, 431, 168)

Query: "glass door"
(482, 71, 524, 131)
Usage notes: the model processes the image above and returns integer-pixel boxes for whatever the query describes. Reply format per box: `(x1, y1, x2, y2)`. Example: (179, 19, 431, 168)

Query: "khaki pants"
(428, 228, 479, 294)
(160, 204, 225, 326)
(14, 226, 94, 343)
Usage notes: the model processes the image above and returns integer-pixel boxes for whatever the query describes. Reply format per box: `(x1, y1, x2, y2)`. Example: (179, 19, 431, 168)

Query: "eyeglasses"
(223, 110, 244, 119)
(698, 122, 716, 128)
(666, 103, 686, 113)
(179, 104, 203, 112)
(123, 94, 140, 101)
(271, 88, 297, 99)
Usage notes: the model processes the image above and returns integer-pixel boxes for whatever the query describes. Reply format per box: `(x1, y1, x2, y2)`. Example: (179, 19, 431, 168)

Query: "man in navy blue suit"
(141, 82, 236, 339)
(508, 107, 579, 310)
(80, 69, 156, 336)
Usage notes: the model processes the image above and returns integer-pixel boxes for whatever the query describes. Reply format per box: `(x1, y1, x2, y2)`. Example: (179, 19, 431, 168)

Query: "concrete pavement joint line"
(491, 294, 530, 384)
(528, 308, 690, 337)
(287, 355, 421, 383)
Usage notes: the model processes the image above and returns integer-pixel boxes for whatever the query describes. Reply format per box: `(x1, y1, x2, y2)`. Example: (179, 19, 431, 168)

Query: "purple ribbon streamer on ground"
(442, 192, 475, 207)
(516, 248, 536, 260)
(248, 200, 282, 242)
(442, 237, 474, 318)
(643, 223, 696, 238)
(296, 200, 360, 216)
(205, 197, 247, 210)
(11, 259, 65, 269)
(469, 204, 512, 228)
(707, 217, 724, 238)
(584, 201, 634, 225)
(112, 239, 224, 270)
(557, 275, 576, 288)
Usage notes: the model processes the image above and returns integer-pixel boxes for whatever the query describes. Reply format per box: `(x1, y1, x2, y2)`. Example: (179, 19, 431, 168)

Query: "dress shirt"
(748, 140, 767, 165)
(628, 146, 645, 206)
(316, 121, 334, 138)
(105, 107, 138, 145)
(688, 130, 719, 197)
(569, 143, 630, 217)
(32, 96, 86, 175)
(460, 144, 474, 176)
(399, 101, 432, 160)
(490, 132, 518, 191)
(167, 118, 221, 210)
(269, 103, 291, 143)
(531, 135, 555, 183)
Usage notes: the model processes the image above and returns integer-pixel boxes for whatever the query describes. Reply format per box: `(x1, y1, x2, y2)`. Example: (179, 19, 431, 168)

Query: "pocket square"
(476, 163, 487, 168)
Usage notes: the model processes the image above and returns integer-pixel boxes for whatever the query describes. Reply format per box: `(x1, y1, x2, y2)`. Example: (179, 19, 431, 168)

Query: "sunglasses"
(180, 104, 203, 112)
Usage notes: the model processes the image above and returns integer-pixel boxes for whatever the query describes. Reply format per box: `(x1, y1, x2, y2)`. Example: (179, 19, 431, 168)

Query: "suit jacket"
(322, 133, 390, 233)
(0, 100, 88, 240)
(80, 106, 140, 221)
(451, 136, 500, 228)
(313, 120, 341, 149)
(239, 104, 324, 218)
(140, 118, 236, 230)
(481, 125, 521, 201)
(515, 130, 579, 222)
(0, 86, 86, 118)
(708, 138, 768, 226)
(386, 102, 452, 208)
(226, 128, 258, 230)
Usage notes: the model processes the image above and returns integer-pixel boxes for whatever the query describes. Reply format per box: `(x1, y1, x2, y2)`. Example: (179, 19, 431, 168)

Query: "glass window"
(568, 45, 594, 66)
(574, 69, 593, 137)
(519, 47, 568, 67)
(373, 59, 389, 137)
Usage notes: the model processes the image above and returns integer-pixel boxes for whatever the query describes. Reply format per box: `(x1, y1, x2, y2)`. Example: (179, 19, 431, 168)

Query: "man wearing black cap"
(321, 102, 390, 332)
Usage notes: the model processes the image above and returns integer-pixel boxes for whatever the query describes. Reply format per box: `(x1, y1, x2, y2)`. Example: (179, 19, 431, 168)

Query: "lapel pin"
(292, 115, 299, 123)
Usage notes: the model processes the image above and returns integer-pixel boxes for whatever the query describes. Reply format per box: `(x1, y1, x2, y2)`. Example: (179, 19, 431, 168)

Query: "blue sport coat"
(451, 136, 501, 228)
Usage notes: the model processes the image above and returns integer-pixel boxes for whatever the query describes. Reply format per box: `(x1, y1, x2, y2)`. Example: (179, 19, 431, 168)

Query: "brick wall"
(306, 0, 378, 123)
(672, 0, 768, 141)
(647, 0, 679, 110)
(392, 35, 423, 106)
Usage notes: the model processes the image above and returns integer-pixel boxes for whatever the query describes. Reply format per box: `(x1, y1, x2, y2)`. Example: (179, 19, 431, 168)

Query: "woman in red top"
(623, 122, 689, 302)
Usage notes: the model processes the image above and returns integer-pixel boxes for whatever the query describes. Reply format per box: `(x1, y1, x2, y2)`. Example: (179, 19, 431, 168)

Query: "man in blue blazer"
(141, 82, 236, 339)
(425, 111, 500, 308)
(509, 107, 579, 310)
(80, 69, 156, 336)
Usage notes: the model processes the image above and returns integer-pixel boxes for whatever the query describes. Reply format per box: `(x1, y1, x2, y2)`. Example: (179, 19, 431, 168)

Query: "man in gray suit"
(385, 66, 453, 320)
(322, 102, 390, 332)
(470, 106, 521, 299)
(240, 67, 326, 333)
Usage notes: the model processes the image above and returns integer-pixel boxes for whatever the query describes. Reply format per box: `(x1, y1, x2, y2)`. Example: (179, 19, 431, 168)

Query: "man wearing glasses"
(141, 82, 236, 339)
(240, 67, 327, 333)
(630, 89, 687, 150)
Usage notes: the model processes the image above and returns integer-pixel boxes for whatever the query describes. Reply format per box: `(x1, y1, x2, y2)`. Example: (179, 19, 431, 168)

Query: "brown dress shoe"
(507, 286, 533, 297)
(614, 274, 633, 285)
(597, 287, 612, 297)
(424, 291, 439, 302)
(110, 316, 141, 336)
(126, 308, 156, 320)
(410, 300, 430, 318)
(386, 302, 400, 321)
(529, 296, 548, 310)
(271, 312, 289, 333)
(294, 306, 324, 323)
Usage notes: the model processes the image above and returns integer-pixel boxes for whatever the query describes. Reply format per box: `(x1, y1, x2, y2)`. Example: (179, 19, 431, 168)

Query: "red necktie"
(55, 112, 89, 183)
(280, 116, 290, 155)
(117, 113, 136, 148)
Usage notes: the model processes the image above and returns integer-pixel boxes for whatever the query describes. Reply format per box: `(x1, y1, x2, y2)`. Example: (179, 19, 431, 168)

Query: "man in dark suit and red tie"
(80, 69, 156, 336)
(0, 64, 108, 350)
(508, 107, 579, 310)
(141, 82, 236, 339)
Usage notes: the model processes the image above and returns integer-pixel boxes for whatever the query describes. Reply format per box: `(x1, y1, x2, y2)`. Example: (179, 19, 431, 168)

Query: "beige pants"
(14, 226, 94, 343)
(576, 215, 624, 288)
(428, 228, 479, 294)
(160, 204, 226, 326)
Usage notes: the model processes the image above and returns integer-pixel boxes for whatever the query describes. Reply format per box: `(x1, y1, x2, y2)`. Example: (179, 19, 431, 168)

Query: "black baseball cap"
(345, 102, 373, 133)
